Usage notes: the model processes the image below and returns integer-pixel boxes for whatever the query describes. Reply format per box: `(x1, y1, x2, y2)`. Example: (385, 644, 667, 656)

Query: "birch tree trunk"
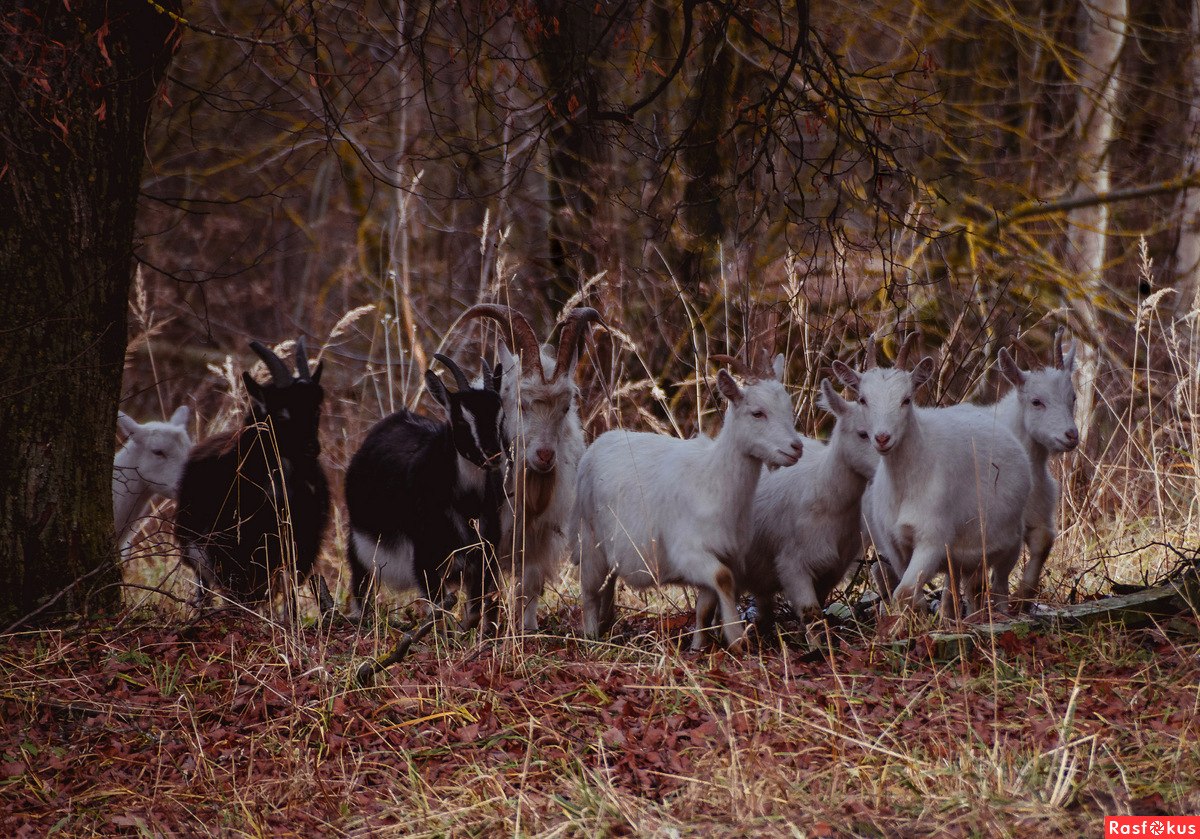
(1066, 0, 1127, 446)
(1174, 0, 1200, 320)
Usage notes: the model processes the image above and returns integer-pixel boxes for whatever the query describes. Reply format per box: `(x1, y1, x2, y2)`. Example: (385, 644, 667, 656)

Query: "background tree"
(0, 3, 179, 626)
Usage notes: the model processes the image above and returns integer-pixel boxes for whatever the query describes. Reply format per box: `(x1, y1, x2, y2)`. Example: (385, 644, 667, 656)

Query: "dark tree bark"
(531, 0, 610, 306)
(675, 16, 742, 295)
(0, 2, 179, 627)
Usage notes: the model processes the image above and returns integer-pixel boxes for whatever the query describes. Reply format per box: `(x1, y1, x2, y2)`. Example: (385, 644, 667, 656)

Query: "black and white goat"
(459, 304, 602, 632)
(174, 339, 331, 614)
(345, 354, 506, 628)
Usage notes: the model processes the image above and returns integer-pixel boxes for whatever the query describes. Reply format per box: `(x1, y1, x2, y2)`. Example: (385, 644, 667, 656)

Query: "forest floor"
(3, 583, 1199, 838)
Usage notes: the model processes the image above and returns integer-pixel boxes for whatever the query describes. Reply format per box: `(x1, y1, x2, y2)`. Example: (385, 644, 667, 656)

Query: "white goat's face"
(834, 359, 933, 456)
(499, 344, 578, 474)
(999, 348, 1079, 453)
(1019, 369, 1078, 452)
(118, 407, 193, 497)
(718, 355, 804, 468)
(819, 379, 879, 479)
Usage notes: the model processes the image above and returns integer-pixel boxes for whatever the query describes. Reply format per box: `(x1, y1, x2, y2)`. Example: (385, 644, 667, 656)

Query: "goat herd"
(112, 304, 1080, 652)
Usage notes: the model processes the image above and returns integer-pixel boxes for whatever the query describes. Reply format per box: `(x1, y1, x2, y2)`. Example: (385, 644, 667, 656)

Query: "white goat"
(114, 406, 192, 553)
(460, 304, 602, 632)
(741, 378, 878, 634)
(842, 336, 1032, 614)
(943, 330, 1078, 608)
(576, 353, 805, 650)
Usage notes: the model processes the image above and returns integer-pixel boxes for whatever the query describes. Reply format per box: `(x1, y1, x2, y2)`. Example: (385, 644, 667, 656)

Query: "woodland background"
(3, 0, 1200, 834)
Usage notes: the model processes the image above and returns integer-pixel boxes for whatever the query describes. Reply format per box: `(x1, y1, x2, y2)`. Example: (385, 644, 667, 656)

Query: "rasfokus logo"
(1106, 817, 1200, 836)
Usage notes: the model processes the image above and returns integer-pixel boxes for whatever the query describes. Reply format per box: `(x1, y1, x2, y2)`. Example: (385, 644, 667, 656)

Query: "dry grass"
(12, 235, 1200, 835)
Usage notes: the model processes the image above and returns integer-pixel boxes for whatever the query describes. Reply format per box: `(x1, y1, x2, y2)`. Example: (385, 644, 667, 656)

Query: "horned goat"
(843, 335, 1032, 614)
(345, 354, 506, 629)
(113, 406, 193, 554)
(576, 353, 805, 650)
(741, 378, 877, 635)
(175, 339, 330, 615)
(943, 329, 1078, 609)
(459, 304, 602, 632)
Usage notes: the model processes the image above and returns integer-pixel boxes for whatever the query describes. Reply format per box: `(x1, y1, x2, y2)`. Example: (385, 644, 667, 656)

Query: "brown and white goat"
(459, 304, 602, 632)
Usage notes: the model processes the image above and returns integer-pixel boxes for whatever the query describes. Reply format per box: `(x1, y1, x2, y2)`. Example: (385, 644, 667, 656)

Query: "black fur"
(175, 339, 330, 612)
(345, 356, 505, 628)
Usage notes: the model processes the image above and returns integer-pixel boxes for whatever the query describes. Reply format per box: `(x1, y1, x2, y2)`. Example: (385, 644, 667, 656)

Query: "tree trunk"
(1174, 0, 1200, 319)
(532, 0, 609, 307)
(0, 3, 178, 627)
(1066, 0, 1127, 447)
(675, 18, 741, 297)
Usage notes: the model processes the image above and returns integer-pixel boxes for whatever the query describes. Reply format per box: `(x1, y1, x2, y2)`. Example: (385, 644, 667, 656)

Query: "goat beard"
(518, 468, 557, 518)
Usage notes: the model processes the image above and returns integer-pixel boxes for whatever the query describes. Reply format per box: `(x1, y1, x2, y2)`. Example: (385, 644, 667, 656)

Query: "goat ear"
(910, 357, 935, 390)
(716, 369, 743, 403)
(169, 405, 190, 427)
(242, 372, 267, 413)
(771, 353, 786, 381)
(831, 360, 860, 391)
(310, 359, 324, 384)
(425, 370, 452, 411)
(1062, 341, 1077, 372)
(491, 359, 503, 392)
(818, 378, 850, 417)
(117, 411, 140, 438)
(997, 348, 1025, 387)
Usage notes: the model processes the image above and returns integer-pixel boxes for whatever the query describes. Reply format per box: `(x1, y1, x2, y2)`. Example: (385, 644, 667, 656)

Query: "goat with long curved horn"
(461, 304, 545, 380)
(452, 302, 602, 632)
(250, 340, 292, 386)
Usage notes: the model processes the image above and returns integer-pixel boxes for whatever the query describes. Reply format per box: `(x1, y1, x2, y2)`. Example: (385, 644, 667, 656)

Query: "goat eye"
(859, 397, 867, 407)
(901, 397, 911, 406)
(1032, 398, 1044, 408)
(153, 449, 167, 458)
(751, 409, 766, 419)
(857, 431, 869, 440)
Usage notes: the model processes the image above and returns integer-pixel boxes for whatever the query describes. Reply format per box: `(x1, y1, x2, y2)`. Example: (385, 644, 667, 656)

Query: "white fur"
(576, 355, 805, 649)
(496, 342, 587, 631)
(840, 357, 1033, 614)
(351, 530, 420, 593)
(741, 379, 878, 624)
(943, 344, 1078, 606)
(113, 406, 192, 553)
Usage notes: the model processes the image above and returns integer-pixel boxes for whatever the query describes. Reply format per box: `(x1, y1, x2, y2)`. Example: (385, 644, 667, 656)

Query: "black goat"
(175, 338, 331, 615)
(345, 354, 506, 629)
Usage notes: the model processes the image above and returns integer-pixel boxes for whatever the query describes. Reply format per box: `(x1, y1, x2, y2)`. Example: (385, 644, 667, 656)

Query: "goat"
(740, 378, 878, 636)
(576, 353, 805, 650)
(174, 338, 330, 615)
(459, 304, 602, 632)
(943, 330, 1078, 609)
(344, 354, 506, 628)
(114, 406, 193, 554)
(841, 335, 1032, 615)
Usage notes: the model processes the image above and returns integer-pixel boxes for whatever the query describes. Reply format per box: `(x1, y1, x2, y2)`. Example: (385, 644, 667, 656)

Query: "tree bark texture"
(0, 2, 178, 626)
(1066, 0, 1127, 448)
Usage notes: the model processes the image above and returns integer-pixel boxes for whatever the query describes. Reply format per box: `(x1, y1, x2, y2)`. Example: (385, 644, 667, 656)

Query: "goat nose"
(536, 448, 555, 465)
(791, 441, 804, 455)
(875, 432, 891, 447)
(1065, 428, 1079, 442)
